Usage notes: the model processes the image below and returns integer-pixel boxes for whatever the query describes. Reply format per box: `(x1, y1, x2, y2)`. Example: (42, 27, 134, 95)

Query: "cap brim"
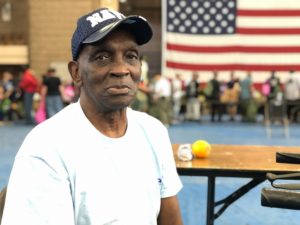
(82, 16, 152, 45)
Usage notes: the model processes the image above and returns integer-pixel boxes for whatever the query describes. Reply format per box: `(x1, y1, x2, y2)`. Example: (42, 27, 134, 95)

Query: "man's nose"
(110, 58, 130, 77)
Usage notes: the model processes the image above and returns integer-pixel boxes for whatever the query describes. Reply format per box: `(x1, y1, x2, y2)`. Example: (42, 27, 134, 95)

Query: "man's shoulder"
(128, 108, 165, 128)
(34, 103, 79, 133)
(18, 102, 89, 159)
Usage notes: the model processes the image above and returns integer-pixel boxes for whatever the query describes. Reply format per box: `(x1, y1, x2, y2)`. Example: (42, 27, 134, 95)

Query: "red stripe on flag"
(167, 43, 300, 53)
(238, 9, 300, 17)
(236, 28, 300, 35)
(166, 61, 300, 71)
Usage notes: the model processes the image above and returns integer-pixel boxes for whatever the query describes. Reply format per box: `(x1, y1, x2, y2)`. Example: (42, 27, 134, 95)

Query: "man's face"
(75, 28, 141, 113)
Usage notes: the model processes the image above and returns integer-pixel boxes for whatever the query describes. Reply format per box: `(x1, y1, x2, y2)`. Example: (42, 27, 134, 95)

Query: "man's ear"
(68, 61, 82, 88)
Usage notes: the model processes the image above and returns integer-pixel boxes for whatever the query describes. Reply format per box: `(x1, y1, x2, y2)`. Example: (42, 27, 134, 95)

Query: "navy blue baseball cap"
(71, 8, 153, 60)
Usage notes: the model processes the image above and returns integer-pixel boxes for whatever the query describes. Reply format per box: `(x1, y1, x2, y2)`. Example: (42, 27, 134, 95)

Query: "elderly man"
(2, 8, 183, 225)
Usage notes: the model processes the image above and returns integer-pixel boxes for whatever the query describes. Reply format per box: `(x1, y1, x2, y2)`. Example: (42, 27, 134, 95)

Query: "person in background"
(2, 72, 14, 99)
(130, 55, 150, 112)
(61, 80, 76, 106)
(41, 68, 64, 118)
(171, 73, 185, 123)
(240, 72, 252, 104)
(2, 8, 183, 225)
(207, 71, 222, 122)
(140, 55, 149, 83)
(221, 72, 240, 121)
(284, 70, 300, 122)
(1, 71, 14, 121)
(2, 71, 24, 122)
(240, 72, 257, 122)
(18, 66, 39, 125)
(0, 85, 6, 123)
(149, 73, 173, 126)
(268, 71, 281, 101)
(185, 72, 200, 121)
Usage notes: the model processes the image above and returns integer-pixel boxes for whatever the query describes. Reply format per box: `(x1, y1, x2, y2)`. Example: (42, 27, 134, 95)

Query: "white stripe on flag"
(166, 33, 300, 47)
(238, 0, 300, 10)
(238, 17, 300, 28)
(166, 52, 300, 65)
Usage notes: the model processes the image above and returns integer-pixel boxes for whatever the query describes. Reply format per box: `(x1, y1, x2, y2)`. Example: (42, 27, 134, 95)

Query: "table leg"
(206, 175, 215, 225)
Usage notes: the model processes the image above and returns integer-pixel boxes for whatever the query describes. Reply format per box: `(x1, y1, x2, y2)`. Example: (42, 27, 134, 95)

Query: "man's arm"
(157, 196, 184, 225)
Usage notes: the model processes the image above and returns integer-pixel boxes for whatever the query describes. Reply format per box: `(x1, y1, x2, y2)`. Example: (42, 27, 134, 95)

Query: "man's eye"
(127, 52, 139, 60)
(95, 54, 109, 61)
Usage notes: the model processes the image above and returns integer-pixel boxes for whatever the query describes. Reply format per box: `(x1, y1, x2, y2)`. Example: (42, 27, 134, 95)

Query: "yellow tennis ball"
(191, 140, 211, 158)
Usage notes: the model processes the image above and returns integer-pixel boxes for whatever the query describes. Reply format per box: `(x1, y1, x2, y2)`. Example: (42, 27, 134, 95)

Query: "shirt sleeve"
(2, 132, 75, 225)
(158, 126, 183, 198)
(134, 110, 183, 199)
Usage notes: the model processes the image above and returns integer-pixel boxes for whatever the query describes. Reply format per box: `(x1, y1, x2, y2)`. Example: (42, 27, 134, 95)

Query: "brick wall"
(0, 0, 161, 81)
(0, 0, 29, 45)
(28, 0, 95, 80)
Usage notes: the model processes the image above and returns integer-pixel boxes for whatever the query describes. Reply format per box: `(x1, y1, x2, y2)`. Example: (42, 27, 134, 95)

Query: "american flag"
(162, 0, 300, 77)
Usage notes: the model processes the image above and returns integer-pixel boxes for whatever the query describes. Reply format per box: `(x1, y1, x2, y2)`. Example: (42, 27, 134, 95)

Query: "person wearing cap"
(1, 8, 183, 225)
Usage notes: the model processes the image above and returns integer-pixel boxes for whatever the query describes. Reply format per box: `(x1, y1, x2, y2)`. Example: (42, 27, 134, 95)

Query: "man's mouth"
(107, 86, 131, 95)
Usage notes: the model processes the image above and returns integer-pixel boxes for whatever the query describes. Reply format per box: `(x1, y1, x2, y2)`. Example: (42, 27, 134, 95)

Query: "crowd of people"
(0, 66, 76, 125)
(1, 66, 300, 127)
(131, 70, 300, 126)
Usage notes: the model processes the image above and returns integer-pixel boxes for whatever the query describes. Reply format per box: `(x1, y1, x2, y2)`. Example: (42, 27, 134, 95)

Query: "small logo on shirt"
(158, 178, 162, 184)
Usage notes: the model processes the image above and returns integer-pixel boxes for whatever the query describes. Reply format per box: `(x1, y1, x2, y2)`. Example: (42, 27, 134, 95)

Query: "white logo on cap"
(86, 9, 125, 27)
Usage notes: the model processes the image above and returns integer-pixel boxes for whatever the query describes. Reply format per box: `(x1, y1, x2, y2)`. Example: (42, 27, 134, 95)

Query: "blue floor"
(169, 119, 300, 225)
(1, 119, 300, 225)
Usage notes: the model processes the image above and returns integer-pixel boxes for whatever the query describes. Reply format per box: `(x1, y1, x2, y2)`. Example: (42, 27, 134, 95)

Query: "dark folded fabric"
(276, 152, 300, 164)
(261, 188, 300, 210)
(261, 152, 300, 209)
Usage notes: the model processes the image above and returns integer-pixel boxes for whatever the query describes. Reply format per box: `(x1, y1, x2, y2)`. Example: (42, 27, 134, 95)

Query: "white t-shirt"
(154, 77, 172, 98)
(2, 102, 182, 225)
(285, 78, 300, 101)
(172, 78, 184, 100)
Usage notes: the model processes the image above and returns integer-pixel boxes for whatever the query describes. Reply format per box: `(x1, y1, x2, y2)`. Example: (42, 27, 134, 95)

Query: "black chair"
(261, 152, 300, 210)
